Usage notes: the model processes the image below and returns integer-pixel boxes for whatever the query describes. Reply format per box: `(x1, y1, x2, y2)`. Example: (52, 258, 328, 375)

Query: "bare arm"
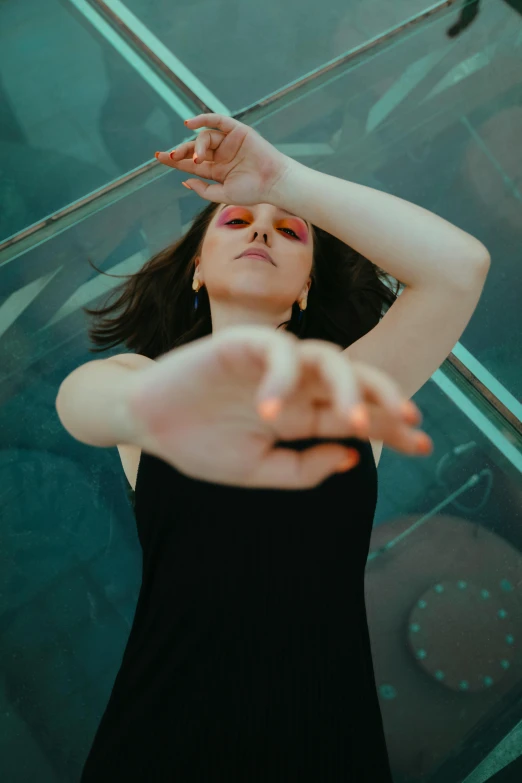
(55, 354, 154, 448)
(55, 326, 429, 489)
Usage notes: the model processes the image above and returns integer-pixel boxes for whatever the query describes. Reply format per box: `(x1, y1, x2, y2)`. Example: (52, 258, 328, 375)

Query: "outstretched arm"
(270, 161, 490, 290)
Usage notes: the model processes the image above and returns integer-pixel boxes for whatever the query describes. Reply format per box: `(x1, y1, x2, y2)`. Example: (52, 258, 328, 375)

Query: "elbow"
(472, 243, 491, 270)
(461, 246, 491, 287)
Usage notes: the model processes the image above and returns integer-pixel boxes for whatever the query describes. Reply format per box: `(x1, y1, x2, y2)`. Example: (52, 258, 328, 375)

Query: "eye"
(226, 219, 298, 238)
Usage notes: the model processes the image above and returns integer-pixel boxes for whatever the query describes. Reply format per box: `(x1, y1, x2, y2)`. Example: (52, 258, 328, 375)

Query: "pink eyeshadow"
(216, 206, 308, 241)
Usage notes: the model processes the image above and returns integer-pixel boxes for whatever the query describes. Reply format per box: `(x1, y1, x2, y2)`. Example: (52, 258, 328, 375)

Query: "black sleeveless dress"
(81, 437, 393, 782)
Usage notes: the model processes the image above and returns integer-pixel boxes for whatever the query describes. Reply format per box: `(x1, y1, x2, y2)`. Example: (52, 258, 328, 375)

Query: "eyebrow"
(219, 204, 310, 228)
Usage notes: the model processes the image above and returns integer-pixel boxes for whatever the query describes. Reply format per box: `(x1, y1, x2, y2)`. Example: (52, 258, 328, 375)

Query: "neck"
(208, 301, 293, 334)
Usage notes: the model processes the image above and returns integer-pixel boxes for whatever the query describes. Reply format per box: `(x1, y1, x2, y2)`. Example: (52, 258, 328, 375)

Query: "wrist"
(268, 158, 310, 210)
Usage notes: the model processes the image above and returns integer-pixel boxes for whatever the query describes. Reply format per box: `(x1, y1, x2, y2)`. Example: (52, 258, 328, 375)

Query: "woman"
(78, 115, 490, 781)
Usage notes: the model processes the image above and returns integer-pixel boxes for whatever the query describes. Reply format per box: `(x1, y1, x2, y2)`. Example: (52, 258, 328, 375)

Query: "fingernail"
(336, 450, 360, 472)
(169, 150, 177, 159)
(258, 398, 282, 421)
(416, 432, 433, 455)
(181, 182, 192, 190)
(193, 153, 198, 163)
(155, 151, 160, 159)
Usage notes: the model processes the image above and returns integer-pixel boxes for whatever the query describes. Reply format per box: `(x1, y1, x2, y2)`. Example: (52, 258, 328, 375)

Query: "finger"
(255, 336, 300, 420)
(156, 144, 216, 180)
(298, 342, 361, 421)
(364, 404, 433, 456)
(213, 328, 299, 419)
(183, 178, 228, 203)
(184, 114, 238, 133)
(156, 144, 196, 171)
(193, 129, 226, 160)
(166, 130, 224, 167)
(352, 362, 414, 419)
(248, 443, 361, 489)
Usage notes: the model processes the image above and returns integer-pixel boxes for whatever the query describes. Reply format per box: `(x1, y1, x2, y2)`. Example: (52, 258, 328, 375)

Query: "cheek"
(202, 233, 223, 255)
(294, 251, 314, 279)
(280, 260, 311, 293)
(200, 234, 228, 276)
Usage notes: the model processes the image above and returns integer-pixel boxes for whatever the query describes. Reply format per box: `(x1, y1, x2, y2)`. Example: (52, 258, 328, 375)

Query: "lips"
(238, 249, 275, 265)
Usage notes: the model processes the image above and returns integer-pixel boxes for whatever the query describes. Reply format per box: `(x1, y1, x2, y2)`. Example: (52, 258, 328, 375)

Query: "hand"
(123, 326, 432, 490)
(155, 114, 293, 206)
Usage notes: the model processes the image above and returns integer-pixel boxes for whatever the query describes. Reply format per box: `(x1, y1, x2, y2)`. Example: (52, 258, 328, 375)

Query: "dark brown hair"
(83, 201, 403, 359)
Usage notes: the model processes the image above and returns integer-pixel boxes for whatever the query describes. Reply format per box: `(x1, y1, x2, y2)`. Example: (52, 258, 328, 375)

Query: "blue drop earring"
(298, 298, 307, 324)
(193, 276, 201, 311)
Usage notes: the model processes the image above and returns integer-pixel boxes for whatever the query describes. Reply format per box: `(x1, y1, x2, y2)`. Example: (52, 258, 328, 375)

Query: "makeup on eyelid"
(216, 206, 308, 242)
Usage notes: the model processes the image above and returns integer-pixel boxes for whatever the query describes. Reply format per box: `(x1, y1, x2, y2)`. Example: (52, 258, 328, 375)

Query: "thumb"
(248, 443, 360, 489)
(183, 179, 226, 203)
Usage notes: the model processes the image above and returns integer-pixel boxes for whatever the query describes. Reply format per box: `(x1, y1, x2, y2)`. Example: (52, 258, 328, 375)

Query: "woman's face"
(196, 203, 314, 322)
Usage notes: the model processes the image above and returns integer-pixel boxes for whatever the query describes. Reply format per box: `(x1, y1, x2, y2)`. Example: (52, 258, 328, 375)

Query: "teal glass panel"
(0, 0, 200, 243)
(123, 0, 438, 111)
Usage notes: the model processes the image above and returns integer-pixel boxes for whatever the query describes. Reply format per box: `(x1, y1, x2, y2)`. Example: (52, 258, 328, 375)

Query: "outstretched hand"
(154, 114, 294, 206)
(124, 326, 432, 490)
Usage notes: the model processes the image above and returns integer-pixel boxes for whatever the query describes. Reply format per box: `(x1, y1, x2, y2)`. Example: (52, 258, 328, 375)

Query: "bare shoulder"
(108, 352, 156, 370)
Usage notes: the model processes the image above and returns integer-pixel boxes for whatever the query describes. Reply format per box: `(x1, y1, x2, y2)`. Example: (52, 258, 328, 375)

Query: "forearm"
(270, 160, 490, 289)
